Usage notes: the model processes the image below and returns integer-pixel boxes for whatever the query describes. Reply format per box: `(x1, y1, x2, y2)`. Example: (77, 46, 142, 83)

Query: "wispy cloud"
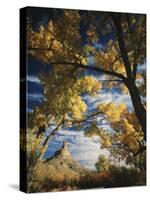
(27, 75, 41, 84)
(27, 108, 33, 113)
(136, 77, 144, 87)
(83, 89, 133, 112)
(27, 93, 45, 102)
(114, 94, 133, 111)
(87, 55, 95, 66)
(93, 42, 104, 50)
(137, 63, 146, 72)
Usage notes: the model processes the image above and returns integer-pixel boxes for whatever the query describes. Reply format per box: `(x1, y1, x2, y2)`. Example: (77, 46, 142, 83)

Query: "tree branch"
(112, 14, 133, 80)
(132, 36, 145, 79)
(48, 61, 126, 81)
(43, 117, 64, 147)
(28, 47, 55, 51)
(64, 111, 104, 126)
(98, 79, 123, 82)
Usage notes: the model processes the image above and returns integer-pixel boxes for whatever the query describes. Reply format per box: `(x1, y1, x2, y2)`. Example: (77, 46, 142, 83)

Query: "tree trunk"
(126, 80, 146, 141)
(112, 14, 146, 142)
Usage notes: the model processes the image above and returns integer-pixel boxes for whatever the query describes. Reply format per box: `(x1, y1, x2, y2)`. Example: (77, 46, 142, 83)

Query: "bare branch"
(64, 111, 104, 126)
(43, 117, 64, 147)
(98, 79, 123, 82)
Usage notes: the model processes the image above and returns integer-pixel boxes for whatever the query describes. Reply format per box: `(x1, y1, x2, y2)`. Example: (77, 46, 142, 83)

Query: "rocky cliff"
(31, 141, 90, 191)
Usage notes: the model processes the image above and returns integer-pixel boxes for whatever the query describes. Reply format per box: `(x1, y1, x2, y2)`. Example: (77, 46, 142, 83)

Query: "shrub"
(109, 166, 146, 187)
(78, 172, 112, 189)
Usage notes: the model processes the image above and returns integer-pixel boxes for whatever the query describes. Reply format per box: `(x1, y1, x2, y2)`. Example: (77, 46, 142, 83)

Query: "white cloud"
(44, 128, 108, 170)
(83, 91, 114, 112)
(83, 90, 133, 111)
(95, 92, 113, 104)
(27, 93, 44, 101)
(27, 75, 41, 84)
(137, 63, 146, 72)
(114, 94, 133, 110)
(87, 55, 95, 66)
(93, 42, 104, 50)
(136, 78, 144, 87)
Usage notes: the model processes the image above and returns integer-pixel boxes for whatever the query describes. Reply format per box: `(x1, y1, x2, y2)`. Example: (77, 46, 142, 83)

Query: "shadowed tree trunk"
(112, 14, 146, 141)
(126, 80, 146, 141)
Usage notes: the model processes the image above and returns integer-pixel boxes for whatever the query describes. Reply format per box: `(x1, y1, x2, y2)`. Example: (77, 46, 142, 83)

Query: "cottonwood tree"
(26, 10, 146, 167)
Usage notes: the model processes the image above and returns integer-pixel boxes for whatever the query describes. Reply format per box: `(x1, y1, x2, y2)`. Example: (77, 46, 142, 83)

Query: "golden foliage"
(27, 10, 88, 65)
(20, 128, 44, 162)
(71, 96, 87, 119)
(37, 65, 101, 121)
(26, 129, 43, 154)
(77, 76, 102, 95)
(94, 41, 126, 76)
(100, 129, 112, 149)
(121, 84, 129, 94)
(85, 102, 144, 162)
(97, 102, 126, 122)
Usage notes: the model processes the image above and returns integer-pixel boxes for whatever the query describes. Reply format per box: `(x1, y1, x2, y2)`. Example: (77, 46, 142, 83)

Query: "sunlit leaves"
(121, 84, 129, 94)
(97, 102, 144, 147)
(27, 129, 43, 154)
(85, 102, 144, 165)
(71, 96, 87, 119)
(20, 128, 44, 165)
(95, 40, 126, 76)
(100, 129, 112, 149)
(27, 10, 85, 65)
(97, 102, 126, 122)
(77, 76, 102, 95)
(39, 67, 101, 121)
